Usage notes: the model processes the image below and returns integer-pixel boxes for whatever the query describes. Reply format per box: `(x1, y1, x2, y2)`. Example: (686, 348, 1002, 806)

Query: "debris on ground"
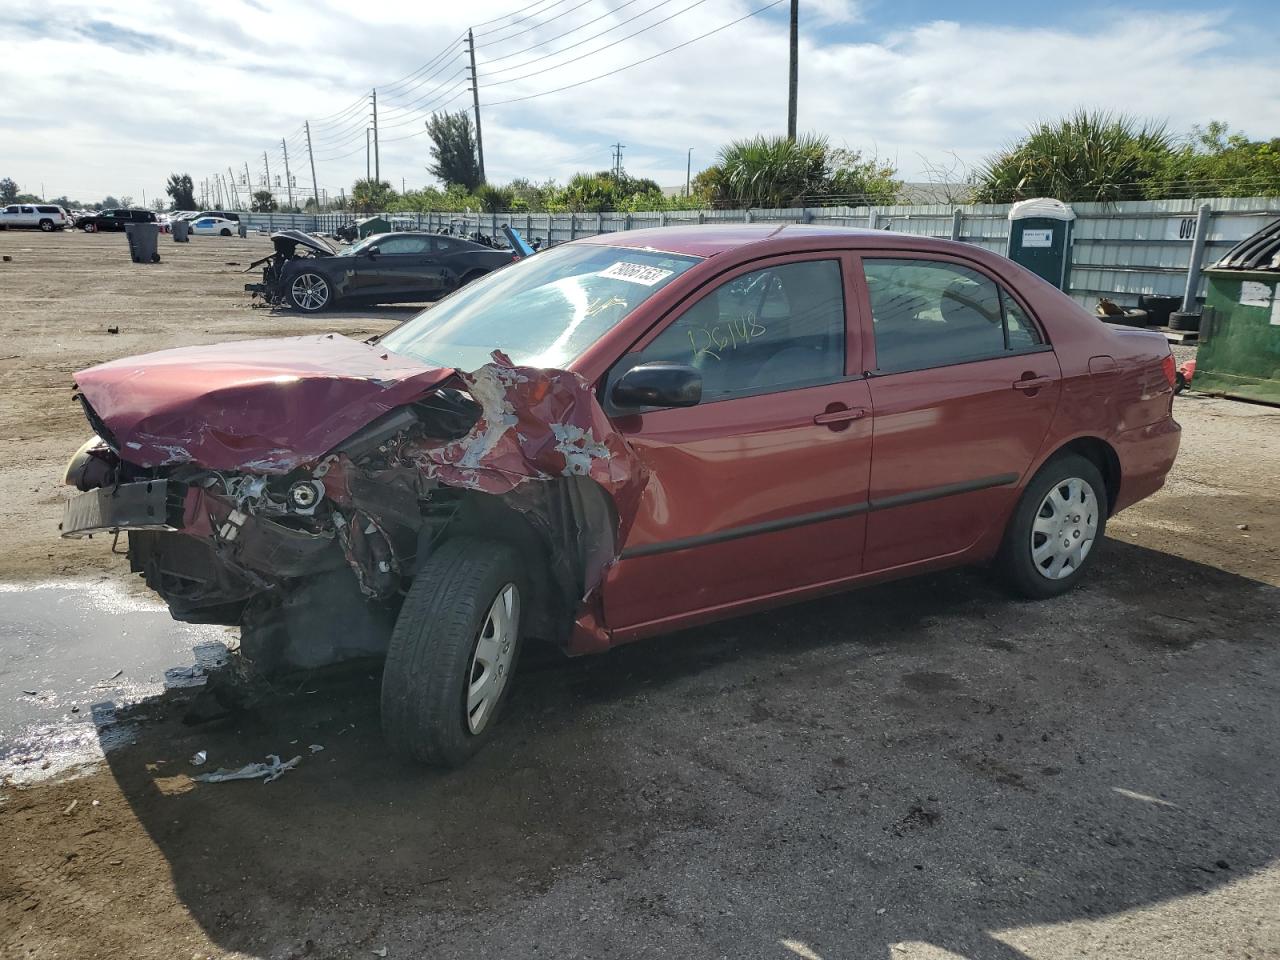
(1237, 523, 1250, 531)
(308, 744, 324, 753)
(63, 800, 78, 815)
(22, 689, 38, 696)
(106, 326, 119, 334)
(371, 949, 388, 957)
(192, 754, 300, 784)
(190, 751, 207, 766)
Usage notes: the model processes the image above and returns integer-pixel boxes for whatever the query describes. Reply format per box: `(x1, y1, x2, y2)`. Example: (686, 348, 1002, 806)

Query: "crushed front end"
(62, 337, 644, 674)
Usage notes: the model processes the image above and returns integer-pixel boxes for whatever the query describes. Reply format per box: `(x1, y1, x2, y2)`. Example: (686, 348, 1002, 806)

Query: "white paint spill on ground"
(0, 580, 234, 787)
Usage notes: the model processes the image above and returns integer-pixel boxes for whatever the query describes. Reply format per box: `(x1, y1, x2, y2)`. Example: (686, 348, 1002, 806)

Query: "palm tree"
(975, 110, 1174, 203)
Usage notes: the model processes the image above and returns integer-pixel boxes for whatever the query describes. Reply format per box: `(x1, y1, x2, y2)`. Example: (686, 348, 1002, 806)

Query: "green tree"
(0, 178, 17, 204)
(1150, 121, 1280, 198)
(975, 110, 1174, 203)
(426, 111, 481, 191)
(351, 178, 396, 213)
(165, 173, 196, 210)
(475, 183, 515, 212)
(696, 134, 900, 208)
(251, 190, 277, 212)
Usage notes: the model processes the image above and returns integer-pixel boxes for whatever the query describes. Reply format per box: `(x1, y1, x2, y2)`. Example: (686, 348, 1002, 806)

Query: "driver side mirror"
(611, 362, 702, 409)
(364, 244, 380, 257)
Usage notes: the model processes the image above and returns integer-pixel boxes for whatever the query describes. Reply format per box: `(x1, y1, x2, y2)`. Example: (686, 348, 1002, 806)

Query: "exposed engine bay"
(63, 341, 645, 674)
(243, 230, 339, 308)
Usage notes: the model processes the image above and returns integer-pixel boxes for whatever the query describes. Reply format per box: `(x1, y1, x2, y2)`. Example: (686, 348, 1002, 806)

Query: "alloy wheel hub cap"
(1030, 478, 1099, 580)
(466, 583, 520, 734)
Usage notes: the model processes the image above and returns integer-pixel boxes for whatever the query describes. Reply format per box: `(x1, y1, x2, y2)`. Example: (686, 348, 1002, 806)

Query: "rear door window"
(37, 206, 60, 214)
(863, 259, 1044, 373)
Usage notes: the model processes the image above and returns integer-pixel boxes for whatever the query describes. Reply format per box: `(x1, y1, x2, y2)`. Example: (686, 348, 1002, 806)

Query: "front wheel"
(998, 453, 1107, 599)
(381, 537, 526, 767)
(288, 272, 332, 312)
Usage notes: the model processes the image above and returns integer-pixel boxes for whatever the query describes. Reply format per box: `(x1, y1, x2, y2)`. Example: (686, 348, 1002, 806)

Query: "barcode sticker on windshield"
(598, 261, 674, 286)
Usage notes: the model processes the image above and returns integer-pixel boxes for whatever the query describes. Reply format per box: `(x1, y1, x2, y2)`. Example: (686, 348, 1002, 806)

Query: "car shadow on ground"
(96, 540, 1280, 958)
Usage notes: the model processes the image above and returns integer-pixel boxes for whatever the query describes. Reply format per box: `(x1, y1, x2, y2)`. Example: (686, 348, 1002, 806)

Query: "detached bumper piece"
(60, 480, 186, 538)
(244, 282, 268, 294)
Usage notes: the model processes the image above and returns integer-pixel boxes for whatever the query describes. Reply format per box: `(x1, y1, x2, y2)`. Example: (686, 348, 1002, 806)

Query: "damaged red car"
(62, 225, 1180, 766)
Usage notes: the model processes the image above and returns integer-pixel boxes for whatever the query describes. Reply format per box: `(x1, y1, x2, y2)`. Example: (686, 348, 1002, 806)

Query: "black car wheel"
(220, 228, 232, 236)
(381, 537, 527, 767)
(289, 272, 332, 312)
(82, 223, 96, 233)
(38, 219, 54, 232)
(999, 453, 1107, 600)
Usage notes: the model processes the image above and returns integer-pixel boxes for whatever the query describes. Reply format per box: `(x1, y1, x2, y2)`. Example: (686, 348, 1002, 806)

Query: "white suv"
(0, 204, 70, 231)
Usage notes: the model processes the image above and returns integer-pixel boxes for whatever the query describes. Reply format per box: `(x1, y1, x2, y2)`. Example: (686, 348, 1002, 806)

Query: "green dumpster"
(354, 215, 391, 239)
(1193, 218, 1280, 406)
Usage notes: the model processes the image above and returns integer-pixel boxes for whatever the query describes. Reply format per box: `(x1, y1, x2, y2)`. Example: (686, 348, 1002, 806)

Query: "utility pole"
(304, 122, 320, 211)
(366, 129, 371, 183)
(466, 29, 486, 184)
(263, 152, 272, 205)
(787, 0, 798, 140)
(227, 166, 240, 208)
(685, 148, 693, 197)
(371, 89, 380, 183)
(281, 139, 295, 210)
(611, 142, 625, 178)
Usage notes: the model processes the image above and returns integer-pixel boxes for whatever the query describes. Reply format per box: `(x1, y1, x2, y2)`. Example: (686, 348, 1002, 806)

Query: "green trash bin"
(1193, 217, 1280, 407)
(1006, 198, 1075, 291)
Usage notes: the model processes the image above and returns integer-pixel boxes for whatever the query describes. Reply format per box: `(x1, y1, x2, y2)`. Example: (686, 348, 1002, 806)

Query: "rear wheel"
(220, 228, 231, 236)
(38, 219, 54, 232)
(381, 537, 526, 767)
(999, 453, 1107, 599)
(288, 272, 331, 312)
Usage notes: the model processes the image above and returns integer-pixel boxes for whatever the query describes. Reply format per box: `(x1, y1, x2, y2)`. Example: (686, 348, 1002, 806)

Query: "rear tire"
(39, 219, 54, 232)
(999, 453, 1107, 600)
(381, 537, 527, 767)
(220, 228, 231, 236)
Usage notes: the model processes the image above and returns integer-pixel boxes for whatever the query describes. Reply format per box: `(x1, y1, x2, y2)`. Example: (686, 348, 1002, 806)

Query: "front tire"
(999, 453, 1107, 599)
(381, 537, 526, 767)
(288, 272, 332, 312)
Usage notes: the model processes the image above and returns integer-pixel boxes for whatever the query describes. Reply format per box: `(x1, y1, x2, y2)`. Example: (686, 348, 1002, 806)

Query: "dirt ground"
(2, 229, 1279, 960)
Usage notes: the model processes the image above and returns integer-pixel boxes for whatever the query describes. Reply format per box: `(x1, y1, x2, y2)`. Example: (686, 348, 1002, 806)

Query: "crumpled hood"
(75, 334, 454, 473)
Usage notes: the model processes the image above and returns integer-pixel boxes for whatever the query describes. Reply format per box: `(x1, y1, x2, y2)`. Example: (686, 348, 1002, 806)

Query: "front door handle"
(1012, 376, 1053, 392)
(813, 406, 867, 425)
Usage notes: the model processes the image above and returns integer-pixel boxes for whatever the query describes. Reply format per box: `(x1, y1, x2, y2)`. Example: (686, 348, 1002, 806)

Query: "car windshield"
(380, 243, 701, 371)
(340, 235, 383, 256)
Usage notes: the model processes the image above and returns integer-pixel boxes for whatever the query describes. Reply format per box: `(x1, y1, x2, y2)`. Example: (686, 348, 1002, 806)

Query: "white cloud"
(3, 1, 1278, 203)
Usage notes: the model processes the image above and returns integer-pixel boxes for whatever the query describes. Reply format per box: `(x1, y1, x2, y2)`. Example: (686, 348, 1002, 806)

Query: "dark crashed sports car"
(246, 230, 516, 312)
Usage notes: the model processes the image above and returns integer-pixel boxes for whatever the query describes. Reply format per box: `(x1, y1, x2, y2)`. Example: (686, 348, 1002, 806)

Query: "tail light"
(1161, 353, 1176, 388)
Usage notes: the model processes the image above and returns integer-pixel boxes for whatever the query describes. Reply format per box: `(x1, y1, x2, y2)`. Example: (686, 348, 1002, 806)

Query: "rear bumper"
(1112, 416, 1181, 513)
(60, 480, 186, 538)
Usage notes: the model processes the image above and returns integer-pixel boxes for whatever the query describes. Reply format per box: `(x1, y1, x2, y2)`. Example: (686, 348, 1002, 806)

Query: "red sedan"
(62, 225, 1180, 765)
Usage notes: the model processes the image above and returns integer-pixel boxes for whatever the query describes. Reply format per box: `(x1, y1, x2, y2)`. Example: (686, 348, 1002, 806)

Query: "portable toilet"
(1193, 218, 1280, 406)
(1006, 198, 1075, 290)
(355, 215, 391, 239)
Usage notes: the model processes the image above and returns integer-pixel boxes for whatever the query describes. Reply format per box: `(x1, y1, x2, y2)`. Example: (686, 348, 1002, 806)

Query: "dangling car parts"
(245, 229, 517, 313)
(63, 226, 1181, 766)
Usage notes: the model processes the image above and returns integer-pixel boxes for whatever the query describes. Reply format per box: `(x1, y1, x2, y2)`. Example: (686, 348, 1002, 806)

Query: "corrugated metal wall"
(237, 197, 1280, 310)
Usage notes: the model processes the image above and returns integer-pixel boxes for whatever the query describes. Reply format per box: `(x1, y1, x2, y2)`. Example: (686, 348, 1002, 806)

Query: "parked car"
(62, 225, 1180, 766)
(175, 210, 240, 223)
(0, 204, 69, 231)
(189, 216, 240, 236)
(245, 230, 516, 311)
(77, 208, 157, 232)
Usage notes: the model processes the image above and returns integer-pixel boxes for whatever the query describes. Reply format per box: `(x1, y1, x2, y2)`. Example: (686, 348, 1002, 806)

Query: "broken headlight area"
(62, 356, 646, 674)
(244, 230, 339, 307)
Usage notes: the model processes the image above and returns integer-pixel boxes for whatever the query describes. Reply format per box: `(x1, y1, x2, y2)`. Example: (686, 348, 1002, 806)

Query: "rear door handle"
(813, 407, 867, 425)
(1012, 376, 1053, 391)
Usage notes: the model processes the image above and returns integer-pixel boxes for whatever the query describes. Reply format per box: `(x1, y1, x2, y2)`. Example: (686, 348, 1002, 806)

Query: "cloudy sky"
(4, 0, 1279, 205)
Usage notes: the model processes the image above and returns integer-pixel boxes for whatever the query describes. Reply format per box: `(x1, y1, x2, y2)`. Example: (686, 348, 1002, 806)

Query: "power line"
(476, 0, 604, 53)
(485, 0, 785, 104)
(477, 0, 664, 73)
(479, 0, 715, 89)
(475, 0, 579, 38)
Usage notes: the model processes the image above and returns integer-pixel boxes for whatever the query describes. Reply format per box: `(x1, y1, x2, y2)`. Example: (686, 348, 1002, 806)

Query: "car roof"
(574, 223, 959, 258)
